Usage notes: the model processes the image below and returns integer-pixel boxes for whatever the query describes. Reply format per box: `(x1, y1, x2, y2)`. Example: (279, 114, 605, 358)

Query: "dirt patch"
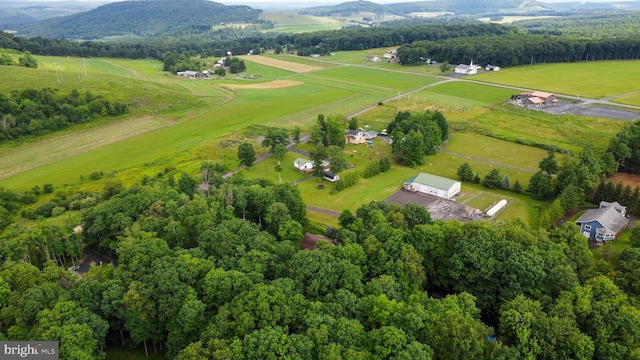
(609, 172, 640, 187)
(238, 55, 322, 73)
(220, 80, 304, 90)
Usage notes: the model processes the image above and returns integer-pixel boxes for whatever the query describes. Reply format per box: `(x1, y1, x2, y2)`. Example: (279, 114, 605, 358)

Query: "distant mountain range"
(5, 0, 640, 41)
(10, 0, 263, 40)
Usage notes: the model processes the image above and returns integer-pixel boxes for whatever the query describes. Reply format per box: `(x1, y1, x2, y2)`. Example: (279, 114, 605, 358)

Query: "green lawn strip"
(307, 210, 341, 229)
(470, 60, 640, 98)
(445, 132, 550, 171)
(611, 93, 640, 107)
(307, 66, 440, 92)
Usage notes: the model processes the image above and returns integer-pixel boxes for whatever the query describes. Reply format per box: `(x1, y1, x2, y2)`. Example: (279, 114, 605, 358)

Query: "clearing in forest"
(238, 55, 322, 73)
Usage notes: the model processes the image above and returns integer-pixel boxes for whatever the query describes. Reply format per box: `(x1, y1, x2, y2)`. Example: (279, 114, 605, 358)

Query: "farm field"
(237, 55, 322, 73)
(260, 13, 346, 33)
(471, 60, 640, 98)
(306, 66, 440, 92)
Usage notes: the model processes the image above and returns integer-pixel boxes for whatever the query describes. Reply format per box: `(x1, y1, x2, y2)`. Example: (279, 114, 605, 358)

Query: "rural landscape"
(2, 0, 640, 359)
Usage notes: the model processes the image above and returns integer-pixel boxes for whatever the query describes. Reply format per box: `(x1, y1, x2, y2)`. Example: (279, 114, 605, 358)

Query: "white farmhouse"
(404, 173, 461, 200)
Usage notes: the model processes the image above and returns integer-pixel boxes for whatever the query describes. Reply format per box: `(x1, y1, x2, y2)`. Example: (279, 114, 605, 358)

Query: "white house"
(404, 173, 461, 200)
(485, 64, 500, 71)
(455, 60, 479, 75)
(345, 130, 368, 144)
(294, 158, 329, 173)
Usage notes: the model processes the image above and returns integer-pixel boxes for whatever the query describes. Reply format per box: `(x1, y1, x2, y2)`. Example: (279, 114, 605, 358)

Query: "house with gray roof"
(575, 201, 629, 242)
(404, 173, 461, 200)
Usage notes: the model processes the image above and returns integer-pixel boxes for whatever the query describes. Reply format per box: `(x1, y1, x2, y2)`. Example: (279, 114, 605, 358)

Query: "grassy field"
(611, 92, 640, 107)
(445, 132, 550, 171)
(447, 104, 626, 154)
(260, 13, 346, 33)
(306, 66, 440, 92)
(471, 60, 640, 98)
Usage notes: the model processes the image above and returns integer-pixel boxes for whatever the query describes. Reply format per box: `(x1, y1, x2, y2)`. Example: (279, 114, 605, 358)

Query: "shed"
(404, 173, 461, 199)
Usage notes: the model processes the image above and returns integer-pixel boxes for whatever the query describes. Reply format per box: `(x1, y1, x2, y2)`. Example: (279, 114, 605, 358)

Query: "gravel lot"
(385, 189, 477, 222)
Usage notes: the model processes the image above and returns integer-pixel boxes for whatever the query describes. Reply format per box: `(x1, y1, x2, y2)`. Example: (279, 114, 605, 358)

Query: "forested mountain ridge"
(13, 0, 265, 40)
(299, 1, 399, 17)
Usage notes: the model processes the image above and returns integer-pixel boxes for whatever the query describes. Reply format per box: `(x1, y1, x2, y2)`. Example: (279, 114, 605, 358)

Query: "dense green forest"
(397, 33, 640, 66)
(1, 168, 640, 358)
(13, 0, 266, 40)
(0, 88, 128, 143)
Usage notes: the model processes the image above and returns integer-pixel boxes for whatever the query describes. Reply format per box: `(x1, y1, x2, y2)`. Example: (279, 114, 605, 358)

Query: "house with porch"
(575, 201, 629, 242)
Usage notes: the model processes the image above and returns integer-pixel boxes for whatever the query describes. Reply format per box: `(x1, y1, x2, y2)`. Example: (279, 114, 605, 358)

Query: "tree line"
(0, 88, 128, 143)
(398, 32, 640, 67)
(1, 166, 640, 358)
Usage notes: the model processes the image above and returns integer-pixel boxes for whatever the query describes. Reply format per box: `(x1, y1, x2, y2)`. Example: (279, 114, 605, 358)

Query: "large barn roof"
(405, 173, 459, 191)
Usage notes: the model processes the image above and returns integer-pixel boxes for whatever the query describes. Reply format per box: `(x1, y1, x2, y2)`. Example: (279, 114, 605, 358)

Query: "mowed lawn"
(471, 60, 640, 98)
(445, 132, 550, 171)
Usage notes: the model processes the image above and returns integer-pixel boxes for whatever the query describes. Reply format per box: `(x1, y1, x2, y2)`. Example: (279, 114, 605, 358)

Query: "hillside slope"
(14, 0, 263, 40)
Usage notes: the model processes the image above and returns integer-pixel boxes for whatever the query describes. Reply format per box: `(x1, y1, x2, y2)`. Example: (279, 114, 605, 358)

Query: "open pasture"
(448, 104, 625, 153)
(220, 80, 304, 90)
(445, 132, 550, 171)
(471, 60, 640, 98)
(260, 13, 346, 33)
(429, 81, 515, 105)
(307, 66, 440, 92)
(237, 55, 322, 73)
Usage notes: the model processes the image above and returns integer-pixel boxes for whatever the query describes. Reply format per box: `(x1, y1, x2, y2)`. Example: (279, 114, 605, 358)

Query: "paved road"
(307, 205, 342, 217)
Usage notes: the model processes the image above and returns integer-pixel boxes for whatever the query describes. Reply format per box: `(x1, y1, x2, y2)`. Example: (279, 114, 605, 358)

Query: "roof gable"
(576, 206, 629, 234)
(406, 173, 459, 190)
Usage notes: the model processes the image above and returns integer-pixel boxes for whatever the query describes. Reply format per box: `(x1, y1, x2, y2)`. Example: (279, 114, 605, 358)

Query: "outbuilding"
(403, 173, 461, 200)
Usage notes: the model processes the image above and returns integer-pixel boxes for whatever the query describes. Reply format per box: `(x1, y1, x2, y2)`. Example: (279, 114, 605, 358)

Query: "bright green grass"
(445, 133, 551, 171)
(261, 13, 346, 33)
(0, 77, 394, 188)
(464, 191, 507, 211)
(428, 81, 515, 105)
(471, 60, 640, 98)
(307, 66, 440, 92)
(611, 92, 640, 107)
(448, 104, 626, 154)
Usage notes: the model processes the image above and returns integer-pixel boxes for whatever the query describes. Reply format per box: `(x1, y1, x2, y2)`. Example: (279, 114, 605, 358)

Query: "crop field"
(471, 60, 640, 98)
(262, 54, 338, 69)
(260, 13, 346, 33)
(307, 66, 440, 92)
(237, 55, 322, 73)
